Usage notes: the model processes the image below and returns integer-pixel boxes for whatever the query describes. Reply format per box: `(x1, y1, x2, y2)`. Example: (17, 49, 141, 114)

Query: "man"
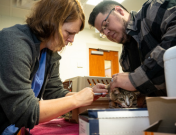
(88, 0, 176, 96)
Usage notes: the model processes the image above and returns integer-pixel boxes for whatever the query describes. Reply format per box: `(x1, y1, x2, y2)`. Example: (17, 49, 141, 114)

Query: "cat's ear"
(134, 91, 140, 95)
(114, 88, 120, 94)
(105, 84, 110, 92)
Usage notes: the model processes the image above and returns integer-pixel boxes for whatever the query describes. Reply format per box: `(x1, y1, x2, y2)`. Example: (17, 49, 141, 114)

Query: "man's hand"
(110, 72, 136, 91)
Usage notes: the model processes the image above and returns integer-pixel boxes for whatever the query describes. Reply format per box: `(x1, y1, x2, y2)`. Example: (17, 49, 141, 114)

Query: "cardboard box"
(79, 108, 149, 135)
(144, 97, 176, 135)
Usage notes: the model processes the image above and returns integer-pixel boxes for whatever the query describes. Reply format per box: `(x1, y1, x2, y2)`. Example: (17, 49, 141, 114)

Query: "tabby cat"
(106, 84, 146, 108)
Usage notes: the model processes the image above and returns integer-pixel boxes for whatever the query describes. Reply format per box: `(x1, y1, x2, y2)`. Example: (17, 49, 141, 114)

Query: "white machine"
(164, 46, 176, 97)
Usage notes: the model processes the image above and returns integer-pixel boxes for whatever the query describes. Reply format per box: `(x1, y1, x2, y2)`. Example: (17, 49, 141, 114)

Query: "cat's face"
(110, 88, 139, 108)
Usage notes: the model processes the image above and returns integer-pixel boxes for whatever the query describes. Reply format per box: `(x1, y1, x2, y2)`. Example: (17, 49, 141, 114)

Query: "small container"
(163, 46, 176, 97)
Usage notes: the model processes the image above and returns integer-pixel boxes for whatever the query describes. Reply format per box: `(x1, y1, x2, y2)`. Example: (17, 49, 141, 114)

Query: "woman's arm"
(39, 87, 94, 123)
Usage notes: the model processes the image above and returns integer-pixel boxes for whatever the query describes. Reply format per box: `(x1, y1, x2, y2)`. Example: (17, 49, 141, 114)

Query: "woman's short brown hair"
(26, 0, 85, 45)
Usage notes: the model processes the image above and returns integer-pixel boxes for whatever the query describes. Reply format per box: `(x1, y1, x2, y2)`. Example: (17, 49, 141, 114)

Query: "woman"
(0, 0, 108, 134)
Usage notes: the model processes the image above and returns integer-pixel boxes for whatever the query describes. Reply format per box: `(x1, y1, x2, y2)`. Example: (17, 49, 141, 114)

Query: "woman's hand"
(92, 83, 108, 100)
(92, 83, 108, 93)
(72, 87, 94, 107)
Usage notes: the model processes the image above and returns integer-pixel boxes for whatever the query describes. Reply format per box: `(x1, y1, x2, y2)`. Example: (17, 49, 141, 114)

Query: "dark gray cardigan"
(0, 24, 69, 133)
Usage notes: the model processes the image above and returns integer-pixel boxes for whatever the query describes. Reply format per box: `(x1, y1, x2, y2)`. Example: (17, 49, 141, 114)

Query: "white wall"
(59, 29, 122, 81)
(0, 16, 122, 82)
(0, 15, 25, 30)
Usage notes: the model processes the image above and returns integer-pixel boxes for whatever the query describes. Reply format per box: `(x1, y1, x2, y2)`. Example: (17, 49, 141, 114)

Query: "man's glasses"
(100, 8, 115, 38)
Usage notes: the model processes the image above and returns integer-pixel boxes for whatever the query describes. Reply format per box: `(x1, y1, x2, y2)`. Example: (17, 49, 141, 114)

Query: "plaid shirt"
(120, 0, 176, 96)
